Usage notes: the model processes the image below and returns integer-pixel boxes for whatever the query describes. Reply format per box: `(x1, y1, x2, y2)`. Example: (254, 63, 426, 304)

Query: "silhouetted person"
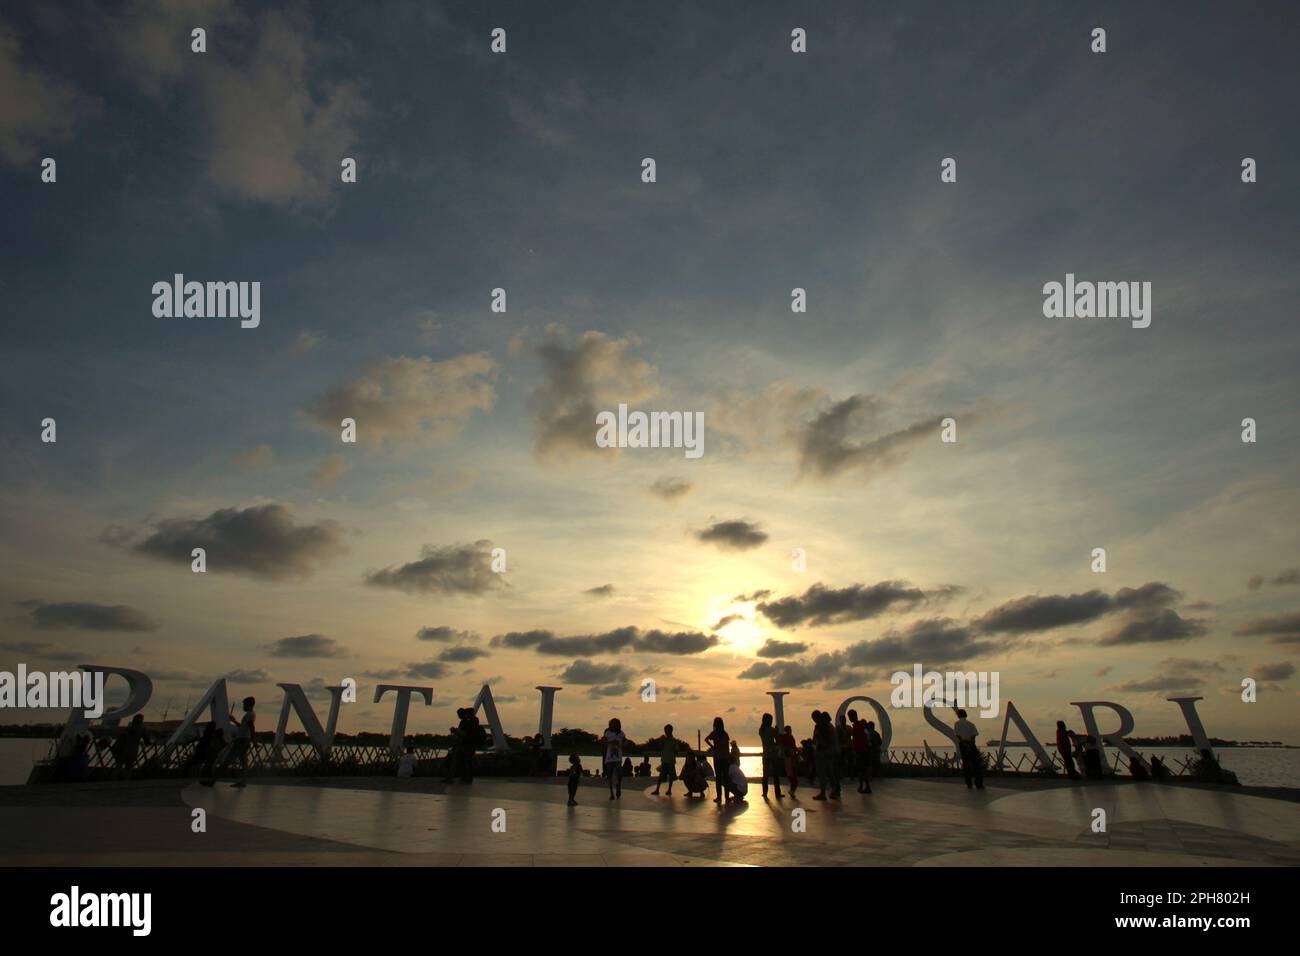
(112, 714, 146, 780)
(603, 717, 626, 800)
(188, 720, 221, 777)
(704, 717, 732, 804)
(1056, 721, 1080, 779)
(779, 724, 798, 796)
(953, 708, 983, 790)
(758, 713, 783, 798)
(812, 710, 840, 801)
(567, 754, 583, 805)
(681, 752, 707, 797)
(836, 712, 853, 781)
(653, 724, 679, 796)
(866, 721, 883, 776)
(1082, 735, 1104, 779)
(849, 709, 872, 793)
(203, 696, 255, 788)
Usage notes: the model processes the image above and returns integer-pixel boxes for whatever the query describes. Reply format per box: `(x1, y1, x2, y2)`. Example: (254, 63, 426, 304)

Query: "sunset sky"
(2, 1, 1298, 747)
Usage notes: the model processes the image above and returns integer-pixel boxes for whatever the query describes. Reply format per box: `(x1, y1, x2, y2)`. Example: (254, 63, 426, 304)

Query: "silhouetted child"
(567, 754, 582, 805)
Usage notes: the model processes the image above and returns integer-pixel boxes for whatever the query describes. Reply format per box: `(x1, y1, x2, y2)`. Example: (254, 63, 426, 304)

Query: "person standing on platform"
(603, 717, 626, 800)
(758, 713, 783, 799)
(953, 709, 984, 790)
(1056, 720, 1081, 779)
(653, 724, 678, 796)
(704, 717, 732, 804)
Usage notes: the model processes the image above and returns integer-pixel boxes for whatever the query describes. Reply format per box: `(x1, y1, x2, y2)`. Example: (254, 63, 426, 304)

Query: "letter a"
(41, 158, 56, 182)
(1240, 417, 1256, 443)
(341, 158, 357, 183)
(192, 28, 207, 53)
(791, 28, 806, 53)
(941, 158, 956, 183)
(1091, 28, 1106, 53)
(641, 158, 657, 183)
(1241, 158, 1256, 183)
(41, 417, 56, 442)
(491, 28, 507, 53)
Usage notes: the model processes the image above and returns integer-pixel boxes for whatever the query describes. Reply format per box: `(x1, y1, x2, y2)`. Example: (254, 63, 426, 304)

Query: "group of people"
(442, 707, 487, 783)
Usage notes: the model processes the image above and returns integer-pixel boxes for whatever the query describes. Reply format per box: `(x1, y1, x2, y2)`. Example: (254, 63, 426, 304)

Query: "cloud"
(303, 354, 497, 450)
(559, 660, 633, 685)
(312, 455, 347, 488)
(975, 583, 1181, 635)
(583, 584, 615, 598)
(490, 626, 717, 657)
(711, 613, 745, 630)
(0, 640, 85, 663)
(404, 661, 448, 680)
(233, 445, 273, 469)
(17, 600, 158, 632)
(648, 476, 692, 501)
(756, 639, 809, 659)
(365, 540, 505, 595)
(117, 504, 345, 581)
(416, 626, 479, 643)
(794, 395, 943, 481)
(1248, 569, 1300, 591)
(1234, 613, 1300, 638)
(1098, 609, 1208, 646)
(266, 634, 349, 659)
(0, 19, 98, 166)
(757, 581, 925, 629)
(695, 519, 768, 552)
(223, 668, 271, 683)
(1252, 662, 1296, 682)
(739, 619, 997, 686)
(438, 646, 490, 663)
(589, 683, 630, 698)
(1109, 657, 1224, 695)
(530, 330, 659, 460)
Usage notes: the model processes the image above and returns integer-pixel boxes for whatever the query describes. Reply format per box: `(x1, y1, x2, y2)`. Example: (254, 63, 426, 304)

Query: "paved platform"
(2, 776, 1298, 867)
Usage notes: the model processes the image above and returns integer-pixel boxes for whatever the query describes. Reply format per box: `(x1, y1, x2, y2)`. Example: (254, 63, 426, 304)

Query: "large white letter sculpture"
(992, 700, 1055, 772)
(835, 695, 892, 760)
(1070, 700, 1151, 774)
(374, 684, 433, 754)
(273, 682, 345, 760)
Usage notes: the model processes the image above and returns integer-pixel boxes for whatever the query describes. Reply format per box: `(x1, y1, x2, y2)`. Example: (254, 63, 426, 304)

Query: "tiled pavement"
(1, 775, 1297, 866)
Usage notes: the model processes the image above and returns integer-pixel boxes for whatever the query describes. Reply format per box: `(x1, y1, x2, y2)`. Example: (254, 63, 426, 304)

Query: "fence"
(27, 737, 1209, 784)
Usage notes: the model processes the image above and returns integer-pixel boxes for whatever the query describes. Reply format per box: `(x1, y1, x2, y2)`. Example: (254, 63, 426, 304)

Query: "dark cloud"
(405, 661, 449, 680)
(117, 504, 345, 580)
(365, 540, 504, 595)
(267, 634, 349, 658)
(0, 640, 85, 662)
(224, 668, 271, 683)
(531, 330, 658, 460)
(559, 660, 633, 685)
(1248, 569, 1300, 591)
(490, 626, 717, 657)
(1099, 609, 1208, 646)
(975, 583, 1181, 635)
(416, 626, 479, 643)
(733, 589, 773, 603)
(437, 645, 490, 662)
(648, 476, 692, 501)
(756, 639, 809, 659)
(589, 683, 630, 698)
(583, 584, 615, 598)
(1234, 613, 1300, 638)
(1111, 675, 1205, 693)
(738, 619, 994, 686)
(711, 613, 745, 630)
(17, 600, 158, 632)
(635, 629, 718, 655)
(974, 590, 1113, 633)
(794, 395, 941, 481)
(757, 581, 924, 629)
(1253, 662, 1296, 682)
(694, 519, 768, 552)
